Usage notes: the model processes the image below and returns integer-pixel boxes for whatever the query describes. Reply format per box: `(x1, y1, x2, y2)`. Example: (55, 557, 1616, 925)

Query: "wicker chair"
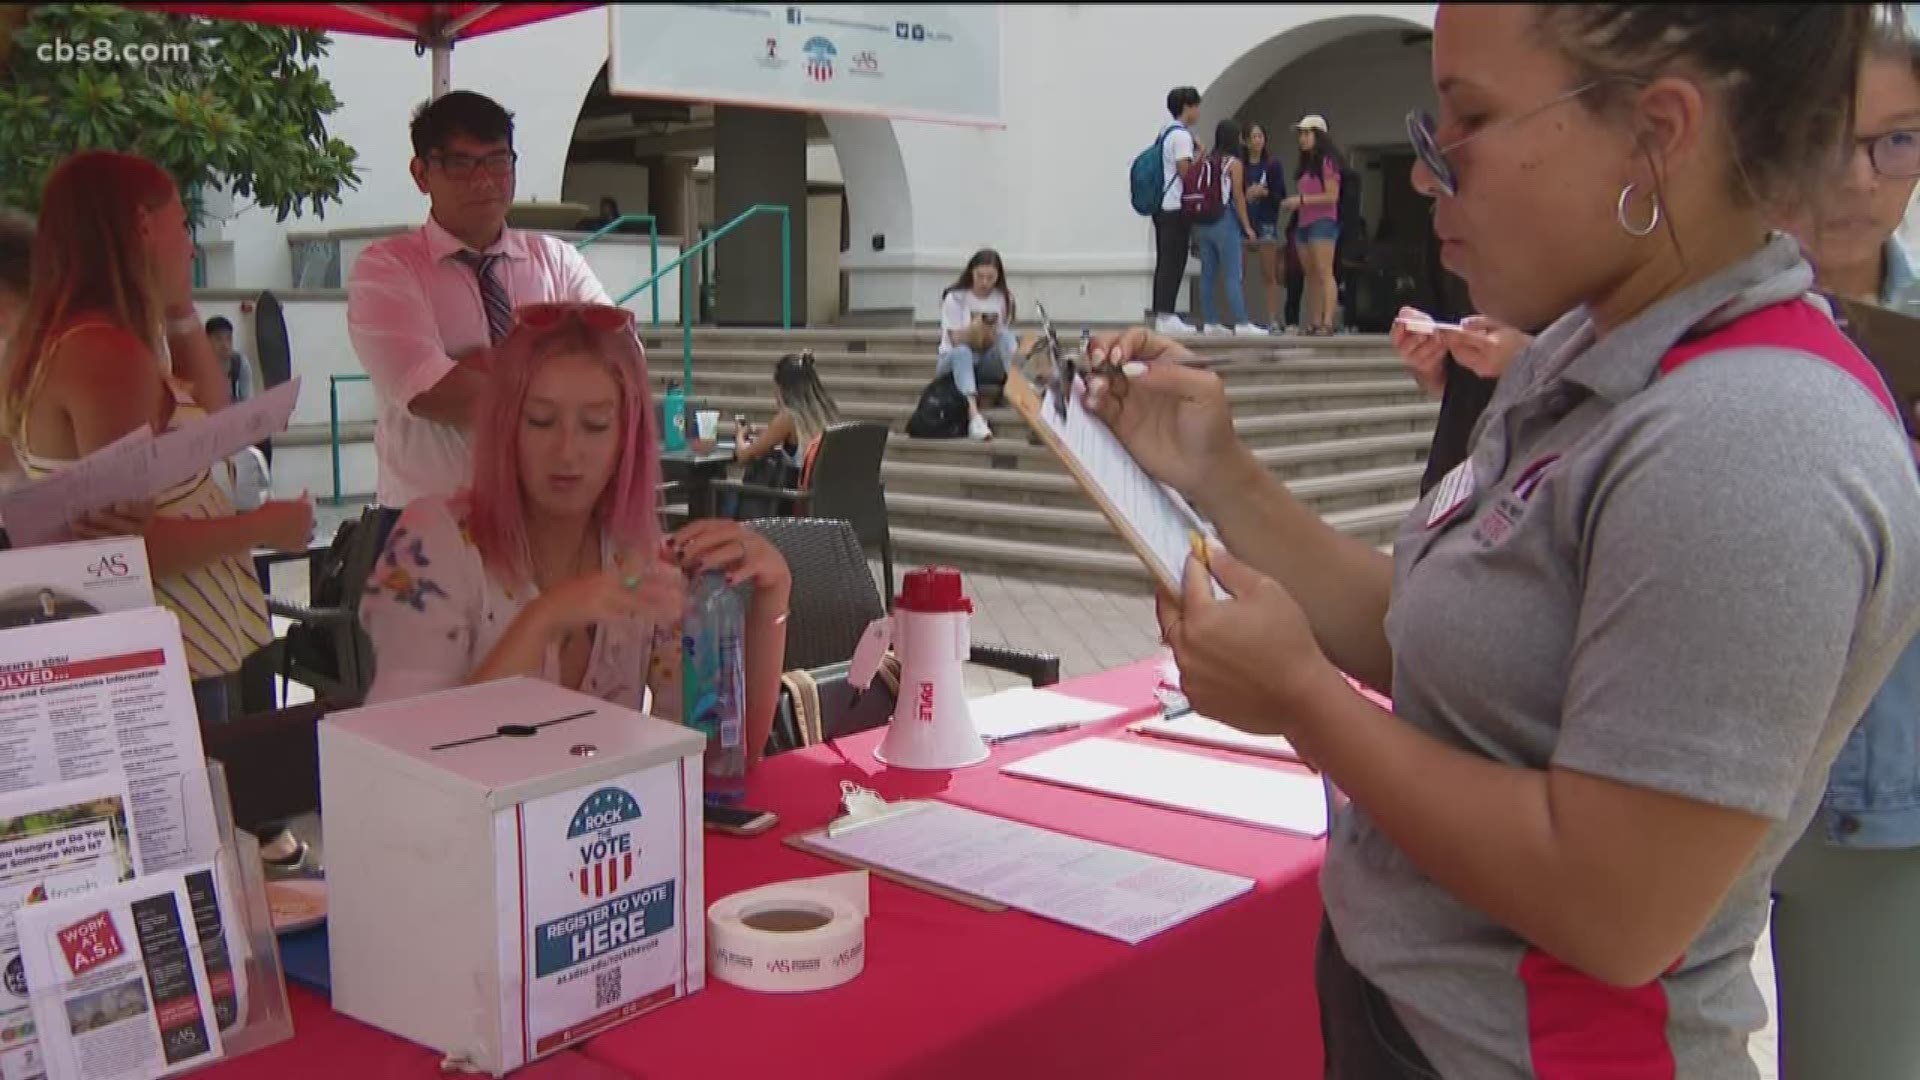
(716, 421, 896, 600)
(743, 517, 1060, 754)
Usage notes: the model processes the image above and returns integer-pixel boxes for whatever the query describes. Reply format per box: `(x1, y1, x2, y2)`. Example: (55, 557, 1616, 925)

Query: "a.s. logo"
(1474, 454, 1561, 550)
(86, 554, 130, 580)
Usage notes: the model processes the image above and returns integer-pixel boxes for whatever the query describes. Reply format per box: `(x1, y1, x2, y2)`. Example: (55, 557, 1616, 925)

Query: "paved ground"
(284, 503, 1781, 1076)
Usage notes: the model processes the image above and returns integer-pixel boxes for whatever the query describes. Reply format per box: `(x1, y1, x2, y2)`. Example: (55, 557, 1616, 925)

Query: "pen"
(1189, 531, 1211, 573)
(987, 722, 1085, 745)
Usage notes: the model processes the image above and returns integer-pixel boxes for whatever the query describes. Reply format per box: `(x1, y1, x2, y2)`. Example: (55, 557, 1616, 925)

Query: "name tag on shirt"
(1426, 459, 1477, 528)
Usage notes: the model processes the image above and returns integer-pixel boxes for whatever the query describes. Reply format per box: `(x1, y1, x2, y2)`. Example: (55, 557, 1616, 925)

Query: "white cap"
(1296, 114, 1329, 133)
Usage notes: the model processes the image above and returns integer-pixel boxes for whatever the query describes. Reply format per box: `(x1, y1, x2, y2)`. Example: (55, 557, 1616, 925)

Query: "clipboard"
(1003, 303, 1224, 598)
(1831, 294, 1920, 436)
(782, 828, 1008, 913)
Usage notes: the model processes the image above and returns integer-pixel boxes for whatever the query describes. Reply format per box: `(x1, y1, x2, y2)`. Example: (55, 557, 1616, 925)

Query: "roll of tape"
(707, 870, 869, 993)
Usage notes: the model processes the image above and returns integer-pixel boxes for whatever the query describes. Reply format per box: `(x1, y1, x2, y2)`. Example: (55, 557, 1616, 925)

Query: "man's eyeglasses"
(1407, 81, 1606, 198)
(514, 302, 636, 333)
(430, 149, 518, 181)
(1859, 129, 1920, 180)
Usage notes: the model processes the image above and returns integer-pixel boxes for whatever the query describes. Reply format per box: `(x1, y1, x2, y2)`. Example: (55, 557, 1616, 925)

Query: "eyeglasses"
(430, 149, 518, 180)
(514, 302, 637, 333)
(1407, 81, 1607, 198)
(1859, 129, 1920, 180)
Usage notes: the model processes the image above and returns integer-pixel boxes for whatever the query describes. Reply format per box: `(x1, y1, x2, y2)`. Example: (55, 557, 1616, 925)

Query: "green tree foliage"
(0, 4, 360, 225)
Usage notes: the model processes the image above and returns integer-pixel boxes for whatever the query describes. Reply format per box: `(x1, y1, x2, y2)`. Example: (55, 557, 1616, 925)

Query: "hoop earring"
(1616, 182, 1660, 238)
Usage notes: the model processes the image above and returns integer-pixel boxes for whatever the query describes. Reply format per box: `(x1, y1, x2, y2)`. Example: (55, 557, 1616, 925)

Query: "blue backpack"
(1129, 124, 1183, 216)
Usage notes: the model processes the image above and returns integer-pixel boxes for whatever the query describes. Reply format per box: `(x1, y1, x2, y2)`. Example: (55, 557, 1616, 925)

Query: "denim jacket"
(1815, 240, 1920, 848)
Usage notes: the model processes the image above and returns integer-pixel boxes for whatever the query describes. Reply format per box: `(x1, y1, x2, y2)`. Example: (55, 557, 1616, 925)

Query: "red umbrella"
(129, 3, 601, 96)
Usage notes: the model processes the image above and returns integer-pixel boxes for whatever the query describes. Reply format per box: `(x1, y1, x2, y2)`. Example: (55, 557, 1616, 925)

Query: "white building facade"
(205, 4, 1442, 325)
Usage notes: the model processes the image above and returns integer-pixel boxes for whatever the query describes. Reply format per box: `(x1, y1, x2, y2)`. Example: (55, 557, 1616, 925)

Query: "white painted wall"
(212, 4, 1441, 324)
(835, 4, 1437, 321)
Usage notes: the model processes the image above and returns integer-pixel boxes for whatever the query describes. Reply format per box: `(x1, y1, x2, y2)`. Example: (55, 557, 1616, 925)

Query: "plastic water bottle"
(662, 381, 688, 452)
(681, 571, 747, 804)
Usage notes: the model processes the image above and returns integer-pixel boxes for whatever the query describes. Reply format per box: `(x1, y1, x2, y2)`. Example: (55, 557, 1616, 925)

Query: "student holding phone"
(936, 248, 1017, 441)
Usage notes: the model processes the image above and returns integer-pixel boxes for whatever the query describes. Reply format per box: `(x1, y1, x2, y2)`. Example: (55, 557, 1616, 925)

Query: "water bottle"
(662, 381, 688, 452)
(681, 571, 747, 804)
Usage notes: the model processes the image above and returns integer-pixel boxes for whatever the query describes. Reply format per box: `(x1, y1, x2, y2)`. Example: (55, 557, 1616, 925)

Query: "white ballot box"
(319, 678, 707, 1076)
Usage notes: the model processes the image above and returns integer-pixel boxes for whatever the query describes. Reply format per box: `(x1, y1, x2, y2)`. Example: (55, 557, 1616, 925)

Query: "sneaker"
(968, 413, 992, 441)
(1234, 322, 1270, 337)
(1155, 313, 1197, 335)
(1203, 324, 1233, 336)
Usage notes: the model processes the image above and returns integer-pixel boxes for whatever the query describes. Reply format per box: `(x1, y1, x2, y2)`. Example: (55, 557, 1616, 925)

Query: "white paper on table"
(1003, 738, 1329, 837)
(967, 687, 1128, 743)
(16, 869, 226, 1080)
(1130, 713, 1302, 763)
(0, 608, 219, 874)
(805, 801, 1253, 945)
(0, 379, 299, 547)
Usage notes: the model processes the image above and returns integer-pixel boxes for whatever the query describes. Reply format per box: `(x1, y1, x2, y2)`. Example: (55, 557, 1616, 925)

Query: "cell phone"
(704, 803, 778, 837)
(983, 312, 1000, 325)
(1393, 315, 1464, 336)
(733, 413, 747, 427)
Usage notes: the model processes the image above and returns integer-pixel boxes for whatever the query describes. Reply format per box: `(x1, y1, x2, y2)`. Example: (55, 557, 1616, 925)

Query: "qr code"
(595, 967, 622, 1010)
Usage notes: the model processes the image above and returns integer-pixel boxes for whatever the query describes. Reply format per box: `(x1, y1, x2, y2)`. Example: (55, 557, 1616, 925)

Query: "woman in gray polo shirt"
(1086, 5, 1920, 1078)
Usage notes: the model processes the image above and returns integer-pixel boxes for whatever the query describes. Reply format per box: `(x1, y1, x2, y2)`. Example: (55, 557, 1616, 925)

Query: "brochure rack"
(22, 762, 294, 1079)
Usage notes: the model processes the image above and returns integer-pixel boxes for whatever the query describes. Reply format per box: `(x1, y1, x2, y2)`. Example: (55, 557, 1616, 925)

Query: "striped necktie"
(454, 249, 512, 344)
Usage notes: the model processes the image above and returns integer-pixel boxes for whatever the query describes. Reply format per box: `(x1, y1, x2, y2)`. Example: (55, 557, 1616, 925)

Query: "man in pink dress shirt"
(347, 91, 612, 508)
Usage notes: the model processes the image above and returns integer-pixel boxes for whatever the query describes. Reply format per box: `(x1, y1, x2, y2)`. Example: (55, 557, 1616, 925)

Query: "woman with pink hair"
(361, 302, 791, 762)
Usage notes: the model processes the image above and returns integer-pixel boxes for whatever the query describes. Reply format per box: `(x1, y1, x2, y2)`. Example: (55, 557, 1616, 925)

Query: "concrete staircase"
(274, 326, 1430, 591)
(636, 327, 1430, 592)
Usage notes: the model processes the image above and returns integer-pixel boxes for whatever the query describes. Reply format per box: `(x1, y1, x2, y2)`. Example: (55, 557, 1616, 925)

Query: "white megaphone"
(847, 567, 988, 771)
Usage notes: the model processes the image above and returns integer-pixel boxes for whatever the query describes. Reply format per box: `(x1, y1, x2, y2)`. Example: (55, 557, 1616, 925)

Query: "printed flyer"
(509, 765, 695, 1061)
(0, 539, 153, 632)
(0, 608, 218, 874)
(15, 869, 225, 1080)
(0, 776, 141, 1080)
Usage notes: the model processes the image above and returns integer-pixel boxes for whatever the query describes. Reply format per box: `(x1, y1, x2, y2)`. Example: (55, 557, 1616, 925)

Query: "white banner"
(608, 3, 1003, 126)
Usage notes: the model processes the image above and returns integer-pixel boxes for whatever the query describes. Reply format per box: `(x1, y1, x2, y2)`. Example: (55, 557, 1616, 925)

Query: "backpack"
(1181, 153, 1226, 224)
(1337, 161, 1363, 229)
(904, 373, 971, 438)
(721, 449, 800, 521)
(1129, 123, 1183, 216)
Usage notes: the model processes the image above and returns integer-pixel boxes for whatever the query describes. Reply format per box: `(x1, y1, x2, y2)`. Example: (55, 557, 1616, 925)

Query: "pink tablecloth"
(198, 984, 630, 1079)
(582, 659, 1329, 1079)
(202, 659, 1329, 1079)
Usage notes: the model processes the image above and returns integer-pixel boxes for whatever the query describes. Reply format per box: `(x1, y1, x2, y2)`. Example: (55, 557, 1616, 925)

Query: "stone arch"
(1198, 12, 1433, 135)
(821, 112, 913, 256)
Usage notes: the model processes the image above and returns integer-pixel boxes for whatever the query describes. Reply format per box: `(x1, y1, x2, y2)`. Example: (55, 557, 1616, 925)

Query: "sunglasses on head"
(512, 302, 637, 333)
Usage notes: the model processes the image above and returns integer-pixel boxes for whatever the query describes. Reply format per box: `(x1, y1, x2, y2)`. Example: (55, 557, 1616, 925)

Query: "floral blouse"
(360, 494, 683, 716)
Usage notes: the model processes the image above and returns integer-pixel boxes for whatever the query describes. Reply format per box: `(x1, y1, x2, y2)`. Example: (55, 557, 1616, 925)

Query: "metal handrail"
(615, 203, 791, 413)
(328, 373, 372, 504)
(573, 214, 661, 326)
